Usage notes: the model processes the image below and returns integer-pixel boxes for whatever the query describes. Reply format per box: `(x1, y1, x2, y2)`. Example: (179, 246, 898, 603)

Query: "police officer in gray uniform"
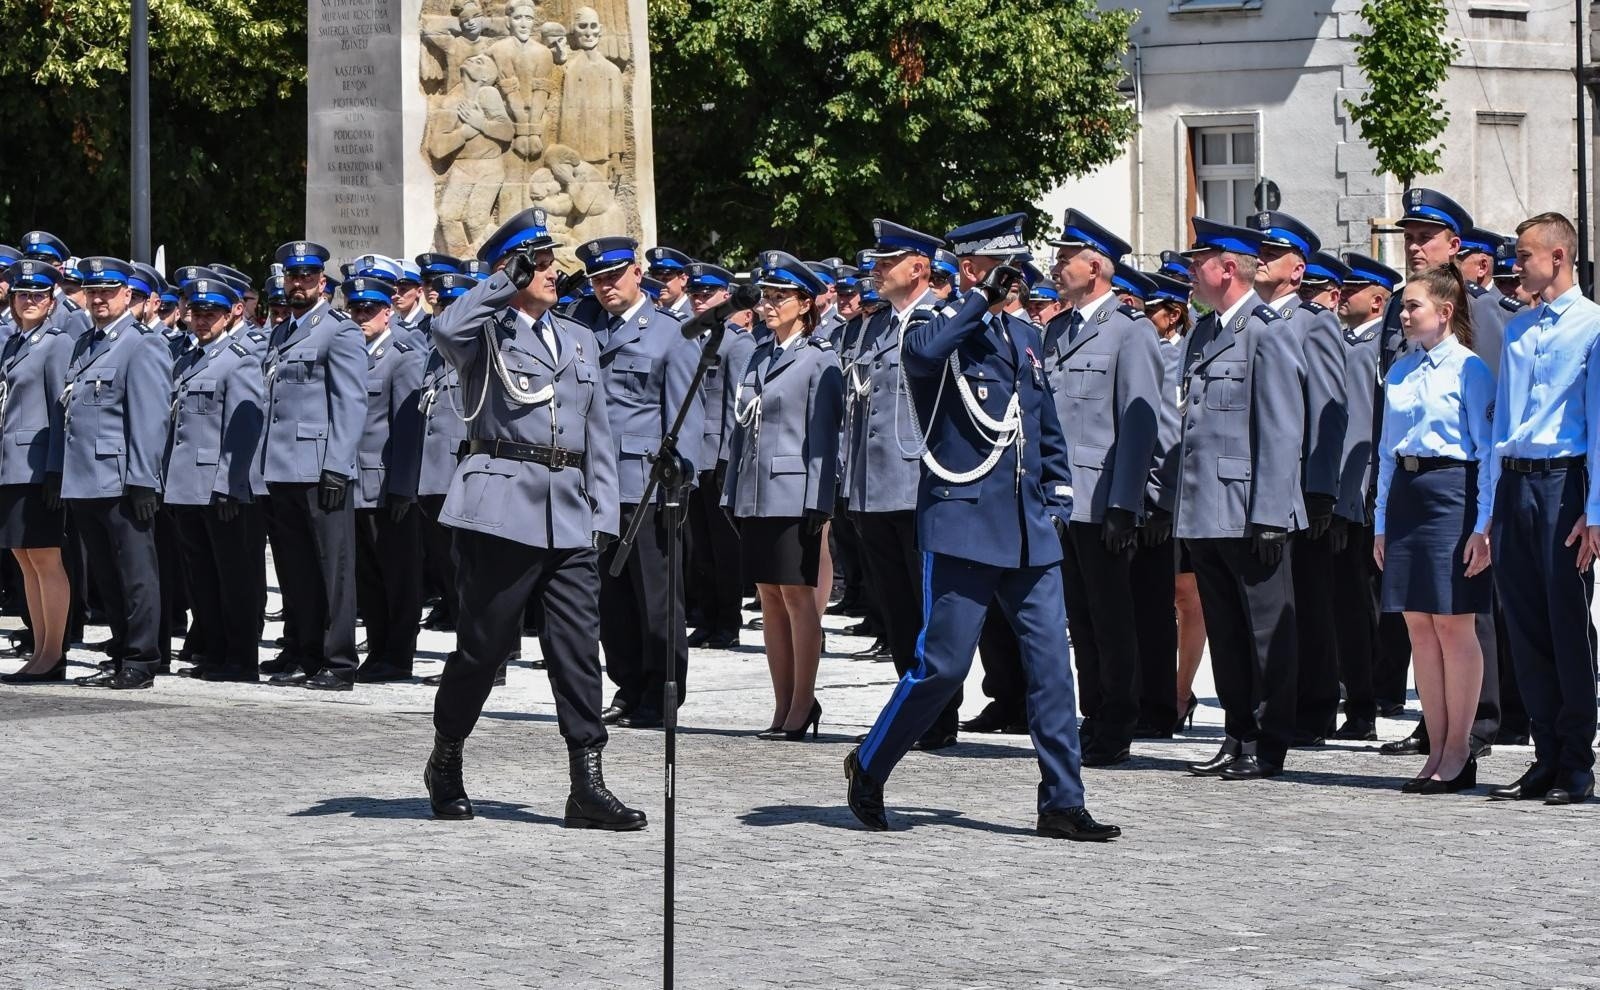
(258, 240, 367, 691)
(1042, 209, 1164, 766)
(163, 276, 267, 683)
(416, 273, 475, 650)
(1458, 226, 1510, 378)
(343, 277, 425, 683)
(425, 207, 645, 831)
(61, 258, 173, 690)
(1176, 219, 1306, 779)
(569, 235, 704, 729)
(18, 232, 91, 342)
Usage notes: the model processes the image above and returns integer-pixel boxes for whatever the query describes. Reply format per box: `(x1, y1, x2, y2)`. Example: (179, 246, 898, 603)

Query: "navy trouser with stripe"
(857, 552, 1086, 811)
(1492, 467, 1598, 772)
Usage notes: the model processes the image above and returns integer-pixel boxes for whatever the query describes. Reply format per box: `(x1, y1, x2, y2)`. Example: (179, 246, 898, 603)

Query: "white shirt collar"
(1074, 289, 1118, 327)
(366, 327, 392, 355)
(1268, 291, 1299, 314)
(1217, 292, 1255, 330)
(619, 295, 650, 326)
(1352, 316, 1381, 338)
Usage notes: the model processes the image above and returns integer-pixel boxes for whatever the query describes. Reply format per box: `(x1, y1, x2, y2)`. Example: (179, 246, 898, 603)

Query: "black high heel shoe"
(782, 700, 823, 741)
(1, 660, 68, 684)
(1171, 695, 1198, 735)
(755, 723, 785, 740)
(1419, 757, 1477, 794)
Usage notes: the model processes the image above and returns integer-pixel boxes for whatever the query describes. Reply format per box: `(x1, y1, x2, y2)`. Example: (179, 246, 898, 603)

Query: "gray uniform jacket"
(0, 320, 72, 487)
(59, 313, 174, 500)
(701, 320, 757, 467)
(47, 296, 91, 341)
(354, 331, 424, 509)
(1149, 334, 1184, 512)
(432, 272, 618, 548)
(259, 301, 368, 484)
(845, 297, 934, 514)
(723, 333, 845, 519)
(1280, 297, 1346, 498)
(1466, 282, 1509, 379)
(1175, 293, 1307, 539)
(594, 299, 704, 503)
(1334, 318, 1382, 524)
(164, 336, 266, 505)
(417, 344, 468, 498)
(1042, 295, 1163, 524)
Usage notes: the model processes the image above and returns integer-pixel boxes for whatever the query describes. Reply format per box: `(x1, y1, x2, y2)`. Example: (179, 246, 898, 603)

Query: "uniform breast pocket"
(1065, 354, 1112, 400)
(183, 379, 218, 414)
(769, 454, 805, 476)
(960, 368, 998, 414)
(280, 348, 319, 384)
(1202, 360, 1249, 411)
(81, 367, 118, 406)
(611, 355, 654, 397)
(572, 361, 597, 413)
(366, 375, 385, 397)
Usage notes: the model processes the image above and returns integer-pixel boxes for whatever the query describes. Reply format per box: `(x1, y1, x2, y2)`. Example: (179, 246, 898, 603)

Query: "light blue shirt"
(1375, 334, 1495, 535)
(1490, 284, 1600, 518)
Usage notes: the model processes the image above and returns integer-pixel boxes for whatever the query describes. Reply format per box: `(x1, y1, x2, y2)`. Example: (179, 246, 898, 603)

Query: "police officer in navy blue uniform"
(1177, 219, 1306, 779)
(163, 277, 267, 683)
(258, 240, 367, 691)
(342, 277, 425, 683)
(425, 207, 645, 830)
(569, 236, 704, 729)
(60, 258, 173, 690)
(845, 213, 1118, 841)
(416, 273, 475, 647)
(683, 262, 756, 649)
(1041, 209, 1164, 766)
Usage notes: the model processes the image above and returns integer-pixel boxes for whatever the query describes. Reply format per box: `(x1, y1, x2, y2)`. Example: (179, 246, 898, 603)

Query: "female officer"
(1374, 264, 1494, 793)
(724, 251, 844, 740)
(0, 261, 75, 683)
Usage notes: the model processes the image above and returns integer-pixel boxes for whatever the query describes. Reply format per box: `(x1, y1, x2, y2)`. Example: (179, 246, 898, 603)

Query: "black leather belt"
(1500, 455, 1586, 474)
(461, 438, 584, 469)
(1397, 456, 1472, 473)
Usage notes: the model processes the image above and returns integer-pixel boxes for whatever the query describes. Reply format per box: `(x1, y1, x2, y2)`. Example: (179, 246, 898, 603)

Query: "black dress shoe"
(1418, 758, 1478, 794)
(1037, 806, 1120, 841)
(355, 664, 414, 684)
(686, 628, 713, 648)
(911, 732, 957, 752)
(1545, 769, 1595, 805)
(1379, 724, 1429, 756)
(75, 668, 120, 687)
(176, 665, 213, 679)
(1377, 699, 1407, 718)
(616, 709, 664, 729)
(850, 639, 887, 660)
(304, 670, 354, 692)
(1131, 723, 1175, 740)
(1469, 738, 1493, 760)
(1218, 754, 1281, 780)
(703, 631, 739, 649)
(1082, 746, 1132, 767)
(420, 609, 455, 632)
(1332, 718, 1378, 741)
(421, 673, 444, 686)
(201, 669, 260, 683)
(260, 654, 295, 675)
(564, 748, 647, 830)
(1289, 732, 1327, 748)
(1494, 730, 1531, 746)
(96, 658, 118, 672)
(1487, 763, 1559, 801)
(1188, 739, 1244, 776)
(267, 670, 310, 687)
(1, 661, 68, 684)
(844, 749, 888, 831)
(425, 731, 474, 820)
(600, 703, 632, 725)
(960, 704, 1012, 734)
(106, 667, 155, 690)
(844, 620, 877, 636)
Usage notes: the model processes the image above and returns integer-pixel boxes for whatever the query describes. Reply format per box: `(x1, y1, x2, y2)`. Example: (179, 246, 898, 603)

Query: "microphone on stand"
(679, 284, 761, 339)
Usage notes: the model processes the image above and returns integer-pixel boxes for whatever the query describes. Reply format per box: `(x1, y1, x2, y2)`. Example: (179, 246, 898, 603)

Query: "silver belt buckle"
(1401, 455, 1420, 472)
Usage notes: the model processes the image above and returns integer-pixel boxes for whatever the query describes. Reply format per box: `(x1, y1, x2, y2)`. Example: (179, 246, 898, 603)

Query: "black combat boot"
(424, 731, 474, 820)
(564, 747, 647, 831)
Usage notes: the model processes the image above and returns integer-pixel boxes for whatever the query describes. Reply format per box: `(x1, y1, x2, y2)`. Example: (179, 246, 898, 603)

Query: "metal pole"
(130, 0, 152, 263)
(1579, 0, 1591, 296)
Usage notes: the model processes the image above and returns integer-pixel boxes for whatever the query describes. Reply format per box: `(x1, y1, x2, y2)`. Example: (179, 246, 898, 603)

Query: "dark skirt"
(1380, 463, 1491, 615)
(0, 483, 64, 550)
(739, 515, 821, 587)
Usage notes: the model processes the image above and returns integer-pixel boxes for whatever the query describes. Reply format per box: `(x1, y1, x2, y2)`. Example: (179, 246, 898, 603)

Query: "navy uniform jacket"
(416, 344, 468, 498)
(0, 320, 73, 487)
(1041, 295, 1163, 524)
(432, 272, 619, 548)
(722, 333, 844, 518)
(60, 313, 174, 500)
(1175, 293, 1307, 539)
(846, 295, 939, 514)
(903, 291, 1073, 569)
(1280, 298, 1347, 499)
(700, 320, 757, 467)
(1466, 282, 1509, 379)
(1335, 318, 1382, 524)
(592, 299, 704, 502)
(1149, 334, 1184, 512)
(259, 301, 368, 484)
(354, 331, 424, 509)
(164, 336, 266, 504)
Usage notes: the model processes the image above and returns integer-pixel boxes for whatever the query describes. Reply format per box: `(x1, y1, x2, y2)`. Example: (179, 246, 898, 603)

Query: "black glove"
(1306, 493, 1336, 540)
(972, 264, 1023, 305)
(42, 473, 61, 511)
(389, 497, 412, 522)
(317, 470, 350, 512)
(1251, 525, 1288, 567)
(1326, 515, 1349, 555)
(127, 485, 160, 523)
(804, 509, 829, 535)
(1141, 507, 1173, 548)
(214, 495, 239, 523)
(593, 531, 614, 553)
(1102, 507, 1138, 555)
(504, 247, 539, 289)
(556, 270, 587, 300)
(1051, 513, 1067, 540)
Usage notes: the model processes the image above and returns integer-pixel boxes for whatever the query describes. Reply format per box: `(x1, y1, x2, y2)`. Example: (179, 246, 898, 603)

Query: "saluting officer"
(258, 240, 367, 691)
(571, 235, 704, 729)
(163, 277, 267, 683)
(846, 213, 1118, 842)
(61, 258, 173, 690)
(1176, 219, 1306, 780)
(343, 277, 425, 684)
(426, 207, 645, 830)
(416, 273, 475, 650)
(1042, 209, 1164, 766)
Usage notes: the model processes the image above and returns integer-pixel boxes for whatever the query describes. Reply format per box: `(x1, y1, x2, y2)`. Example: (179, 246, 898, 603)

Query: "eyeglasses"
(10, 289, 50, 301)
(758, 290, 802, 306)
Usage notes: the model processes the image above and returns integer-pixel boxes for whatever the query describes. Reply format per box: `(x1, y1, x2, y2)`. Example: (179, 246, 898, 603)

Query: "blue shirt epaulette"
(1253, 304, 1283, 323)
(1466, 282, 1488, 298)
(1300, 300, 1327, 315)
(1118, 303, 1148, 320)
(229, 341, 250, 358)
(1499, 296, 1525, 313)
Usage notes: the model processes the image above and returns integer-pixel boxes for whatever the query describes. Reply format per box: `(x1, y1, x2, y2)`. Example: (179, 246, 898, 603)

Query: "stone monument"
(306, 0, 655, 269)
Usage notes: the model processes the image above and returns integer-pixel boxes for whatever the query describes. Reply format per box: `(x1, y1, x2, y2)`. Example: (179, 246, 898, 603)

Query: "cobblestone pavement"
(3, 584, 1599, 990)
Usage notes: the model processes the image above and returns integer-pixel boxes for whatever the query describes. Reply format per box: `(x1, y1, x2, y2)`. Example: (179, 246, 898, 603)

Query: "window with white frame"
(1192, 125, 1258, 227)
(1169, 0, 1263, 12)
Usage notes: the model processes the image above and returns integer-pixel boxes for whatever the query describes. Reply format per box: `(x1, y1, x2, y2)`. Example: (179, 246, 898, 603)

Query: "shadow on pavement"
(738, 803, 1035, 836)
(291, 796, 565, 826)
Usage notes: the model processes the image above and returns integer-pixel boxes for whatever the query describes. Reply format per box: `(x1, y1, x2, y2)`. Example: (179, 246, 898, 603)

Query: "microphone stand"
(608, 317, 730, 990)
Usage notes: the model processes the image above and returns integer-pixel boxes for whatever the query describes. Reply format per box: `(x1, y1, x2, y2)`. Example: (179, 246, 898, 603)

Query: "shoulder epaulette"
(394, 339, 414, 352)
(809, 334, 833, 349)
(247, 330, 267, 343)
(229, 341, 250, 358)
(1118, 303, 1148, 321)
(1301, 300, 1327, 315)
(656, 306, 686, 322)
(330, 308, 352, 321)
(61, 297, 81, 312)
(1499, 296, 1525, 313)
(1253, 304, 1283, 323)
(134, 321, 155, 335)
(1466, 283, 1488, 298)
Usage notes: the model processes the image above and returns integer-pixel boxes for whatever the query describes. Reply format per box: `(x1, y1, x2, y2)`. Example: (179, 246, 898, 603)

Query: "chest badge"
(518, 375, 530, 390)
(977, 385, 989, 401)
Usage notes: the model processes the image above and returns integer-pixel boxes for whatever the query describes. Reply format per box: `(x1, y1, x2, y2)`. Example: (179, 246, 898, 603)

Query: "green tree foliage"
(0, 0, 306, 274)
(648, 0, 1138, 267)
(1345, 0, 1459, 189)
